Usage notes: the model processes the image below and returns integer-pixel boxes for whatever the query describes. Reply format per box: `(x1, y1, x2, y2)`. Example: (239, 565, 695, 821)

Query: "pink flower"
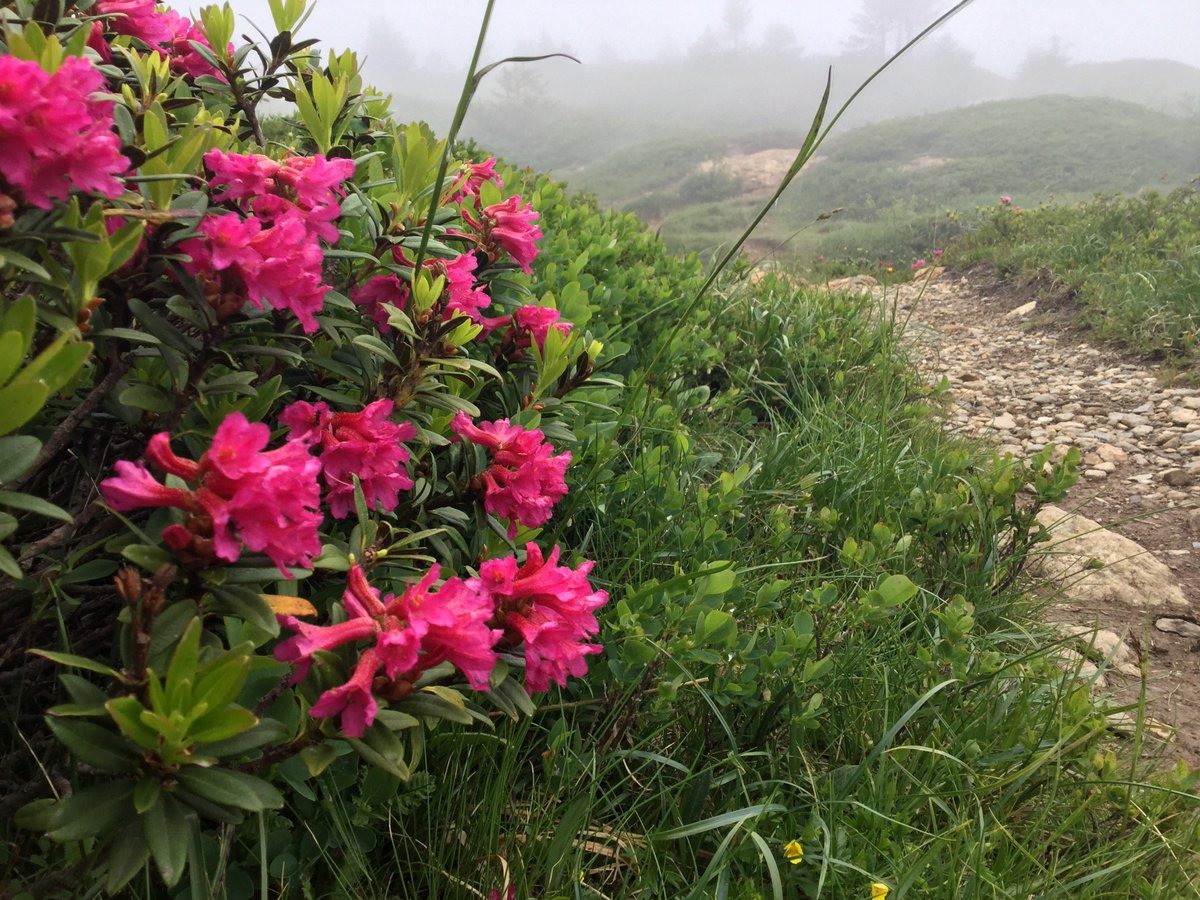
(512, 305, 572, 351)
(100, 460, 192, 511)
(451, 156, 503, 202)
(351, 273, 407, 331)
(204, 150, 278, 203)
(472, 544, 607, 693)
(99, 413, 322, 575)
(933, 248, 943, 258)
(308, 647, 381, 738)
(277, 564, 501, 735)
(280, 398, 417, 519)
(182, 209, 329, 332)
(911, 259, 926, 271)
(450, 412, 570, 537)
(161, 10, 227, 79)
(481, 196, 542, 273)
(438, 253, 492, 324)
(93, 0, 175, 45)
(0, 56, 128, 209)
(276, 154, 357, 213)
(1000, 196, 1012, 206)
(391, 567, 500, 689)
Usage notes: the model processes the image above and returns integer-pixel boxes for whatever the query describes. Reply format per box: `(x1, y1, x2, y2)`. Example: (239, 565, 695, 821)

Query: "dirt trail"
(880, 270, 1200, 760)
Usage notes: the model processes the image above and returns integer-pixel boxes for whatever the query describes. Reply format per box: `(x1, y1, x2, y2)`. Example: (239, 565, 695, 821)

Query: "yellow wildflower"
(783, 840, 803, 865)
(871, 882, 890, 899)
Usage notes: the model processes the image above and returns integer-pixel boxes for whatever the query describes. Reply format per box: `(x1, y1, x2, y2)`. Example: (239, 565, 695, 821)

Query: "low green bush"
(2, 2, 1198, 897)
(946, 186, 1200, 359)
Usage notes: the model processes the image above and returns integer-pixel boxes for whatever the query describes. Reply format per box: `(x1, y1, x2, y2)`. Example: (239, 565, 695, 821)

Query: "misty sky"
(224, 0, 1200, 77)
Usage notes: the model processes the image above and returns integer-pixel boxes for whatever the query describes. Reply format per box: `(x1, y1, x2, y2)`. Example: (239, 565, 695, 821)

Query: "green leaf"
(18, 334, 92, 395)
(299, 742, 338, 778)
(0, 331, 25, 386)
(105, 821, 150, 894)
(165, 618, 202, 709)
(148, 602, 198, 671)
(175, 767, 284, 812)
(127, 298, 196, 353)
(0, 545, 21, 578)
(0, 490, 72, 522)
(187, 706, 258, 744)
(652, 802, 788, 840)
(206, 585, 281, 635)
(47, 779, 135, 841)
(46, 717, 137, 773)
(133, 777, 161, 814)
(197, 717, 288, 757)
(0, 376, 49, 436)
(144, 793, 192, 887)
(118, 383, 173, 413)
(0, 246, 52, 281)
(1, 296, 35, 351)
(0, 435, 41, 484)
(121, 542, 173, 571)
(345, 737, 410, 780)
(13, 798, 58, 831)
(105, 696, 160, 749)
(698, 610, 737, 647)
(56, 558, 120, 586)
(876, 573, 919, 607)
(193, 653, 252, 714)
(28, 649, 118, 677)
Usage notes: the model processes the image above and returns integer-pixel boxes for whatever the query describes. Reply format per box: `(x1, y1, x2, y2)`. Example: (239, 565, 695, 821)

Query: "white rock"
(1035, 506, 1189, 609)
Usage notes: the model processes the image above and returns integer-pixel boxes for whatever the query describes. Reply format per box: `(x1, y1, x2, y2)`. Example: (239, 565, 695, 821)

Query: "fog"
(224, 0, 1200, 175)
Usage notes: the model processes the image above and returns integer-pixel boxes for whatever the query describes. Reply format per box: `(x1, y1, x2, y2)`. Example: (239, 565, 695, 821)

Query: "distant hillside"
(1009, 59, 1200, 115)
(555, 95, 1199, 259)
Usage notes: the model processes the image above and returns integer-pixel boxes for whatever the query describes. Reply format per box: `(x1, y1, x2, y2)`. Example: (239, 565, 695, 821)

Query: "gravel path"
(882, 270, 1200, 760)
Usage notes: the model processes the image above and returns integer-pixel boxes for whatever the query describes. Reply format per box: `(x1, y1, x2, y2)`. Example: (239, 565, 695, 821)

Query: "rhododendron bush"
(0, 1, 613, 892)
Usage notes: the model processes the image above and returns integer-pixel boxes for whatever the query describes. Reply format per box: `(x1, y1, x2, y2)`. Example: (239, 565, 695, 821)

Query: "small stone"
(1096, 444, 1127, 463)
(1004, 300, 1038, 319)
(1162, 468, 1194, 487)
(990, 413, 1017, 430)
(1155, 618, 1200, 638)
(1084, 468, 1107, 479)
(1170, 407, 1199, 426)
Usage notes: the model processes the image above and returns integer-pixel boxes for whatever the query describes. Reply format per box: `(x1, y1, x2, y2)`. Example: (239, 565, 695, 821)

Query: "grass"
(944, 184, 1200, 361)
(283, 253, 1200, 896)
(550, 95, 1199, 268)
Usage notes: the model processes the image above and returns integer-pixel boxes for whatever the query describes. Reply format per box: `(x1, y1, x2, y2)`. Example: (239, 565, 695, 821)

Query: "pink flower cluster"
(473, 543, 606, 693)
(90, 0, 226, 79)
(0, 56, 128, 209)
(281, 398, 417, 520)
(276, 544, 606, 734)
(450, 412, 570, 538)
(181, 150, 355, 332)
(353, 251, 498, 333)
(276, 563, 500, 736)
(511, 305, 572, 351)
(451, 156, 502, 202)
(462, 195, 543, 274)
(99, 413, 322, 575)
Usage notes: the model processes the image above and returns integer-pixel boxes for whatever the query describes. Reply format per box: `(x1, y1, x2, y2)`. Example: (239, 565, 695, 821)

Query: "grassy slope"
(946, 185, 1200, 360)
(319, 176, 1200, 897)
(559, 96, 1199, 262)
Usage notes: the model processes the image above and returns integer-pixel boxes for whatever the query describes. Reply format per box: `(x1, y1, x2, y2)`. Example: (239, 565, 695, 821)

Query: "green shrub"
(947, 186, 1200, 358)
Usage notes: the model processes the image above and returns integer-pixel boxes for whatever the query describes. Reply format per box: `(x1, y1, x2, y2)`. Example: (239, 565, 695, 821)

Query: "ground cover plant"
(944, 185, 1200, 361)
(1, 2, 1199, 898)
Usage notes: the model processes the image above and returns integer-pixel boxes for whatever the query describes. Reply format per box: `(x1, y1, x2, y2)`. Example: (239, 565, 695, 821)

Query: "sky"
(224, 0, 1200, 77)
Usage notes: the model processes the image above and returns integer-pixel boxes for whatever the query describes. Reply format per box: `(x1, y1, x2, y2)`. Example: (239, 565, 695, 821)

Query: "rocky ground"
(837, 269, 1200, 761)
